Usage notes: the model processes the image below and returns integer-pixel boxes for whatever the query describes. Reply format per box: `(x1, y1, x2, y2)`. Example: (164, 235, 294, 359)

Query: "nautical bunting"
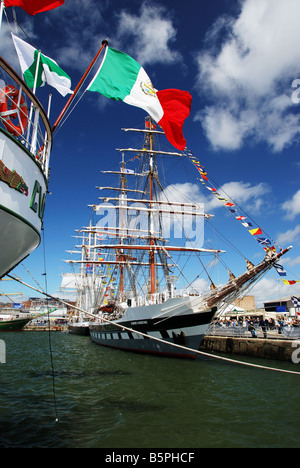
(249, 228, 263, 236)
(291, 296, 300, 308)
(273, 263, 300, 285)
(186, 150, 279, 255)
(274, 263, 287, 277)
(257, 238, 272, 246)
(186, 150, 300, 285)
(291, 296, 300, 306)
(283, 280, 300, 285)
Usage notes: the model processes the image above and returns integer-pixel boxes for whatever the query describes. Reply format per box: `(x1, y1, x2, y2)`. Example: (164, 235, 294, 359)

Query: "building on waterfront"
(21, 297, 76, 322)
(233, 295, 256, 312)
(264, 296, 300, 316)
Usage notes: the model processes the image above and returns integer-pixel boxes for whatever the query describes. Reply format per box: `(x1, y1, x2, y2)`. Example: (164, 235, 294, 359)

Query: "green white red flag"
(87, 46, 192, 151)
(4, 0, 64, 15)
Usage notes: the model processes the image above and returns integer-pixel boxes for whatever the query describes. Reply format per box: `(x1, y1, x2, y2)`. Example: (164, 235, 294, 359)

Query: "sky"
(1, 0, 300, 307)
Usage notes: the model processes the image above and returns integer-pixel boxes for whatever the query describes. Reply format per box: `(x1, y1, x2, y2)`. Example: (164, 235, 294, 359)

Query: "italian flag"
(87, 47, 192, 151)
(4, 0, 64, 15)
(12, 34, 72, 97)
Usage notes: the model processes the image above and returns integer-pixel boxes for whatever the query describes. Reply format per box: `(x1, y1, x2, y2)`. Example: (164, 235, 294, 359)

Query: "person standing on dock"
(259, 318, 268, 339)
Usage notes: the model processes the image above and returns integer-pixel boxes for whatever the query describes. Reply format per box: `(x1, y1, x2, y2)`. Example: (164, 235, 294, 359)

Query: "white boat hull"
(0, 129, 47, 278)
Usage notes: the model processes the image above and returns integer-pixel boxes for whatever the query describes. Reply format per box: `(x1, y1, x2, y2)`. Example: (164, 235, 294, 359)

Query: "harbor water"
(0, 331, 299, 448)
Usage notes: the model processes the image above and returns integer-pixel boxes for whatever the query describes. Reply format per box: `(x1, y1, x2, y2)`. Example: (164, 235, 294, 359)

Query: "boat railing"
(282, 326, 300, 340)
(126, 288, 202, 308)
(0, 57, 52, 179)
(206, 323, 300, 340)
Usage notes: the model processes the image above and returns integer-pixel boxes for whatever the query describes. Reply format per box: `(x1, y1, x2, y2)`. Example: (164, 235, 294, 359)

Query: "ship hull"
(0, 317, 31, 331)
(68, 323, 90, 336)
(0, 129, 47, 278)
(90, 299, 216, 359)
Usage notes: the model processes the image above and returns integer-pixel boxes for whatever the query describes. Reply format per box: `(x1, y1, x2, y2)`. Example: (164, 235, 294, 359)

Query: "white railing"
(0, 57, 52, 179)
(207, 323, 300, 340)
(126, 287, 202, 308)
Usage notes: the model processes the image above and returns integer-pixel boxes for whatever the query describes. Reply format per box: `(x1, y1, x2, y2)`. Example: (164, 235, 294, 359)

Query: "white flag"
(12, 34, 72, 97)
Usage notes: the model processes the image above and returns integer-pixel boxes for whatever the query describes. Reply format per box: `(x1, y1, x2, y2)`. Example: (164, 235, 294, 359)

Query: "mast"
(119, 153, 126, 302)
(93, 117, 221, 305)
(148, 119, 156, 298)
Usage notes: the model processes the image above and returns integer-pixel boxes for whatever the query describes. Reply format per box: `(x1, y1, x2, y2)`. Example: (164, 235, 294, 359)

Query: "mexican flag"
(12, 34, 72, 97)
(87, 47, 192, 151)
(4, 0, 64, 15)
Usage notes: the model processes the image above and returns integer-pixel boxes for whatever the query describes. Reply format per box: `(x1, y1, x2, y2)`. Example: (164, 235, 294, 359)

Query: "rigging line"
(184, 152, 280, 253)
(4, 8, 33, 46)
(52, 40, 108, 135)
(53, 88, 87, 135)
(206, 173, 281, 251)
(7, 273, 300, 376)
(21, 263, 44, 291)
(42, 227, 59, 423)
(217, 266, 273, 312)
(206, 217, 246, 259)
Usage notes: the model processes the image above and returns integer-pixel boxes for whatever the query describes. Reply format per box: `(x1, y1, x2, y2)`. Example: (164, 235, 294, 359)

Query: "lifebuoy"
(0, 85, 28, 137)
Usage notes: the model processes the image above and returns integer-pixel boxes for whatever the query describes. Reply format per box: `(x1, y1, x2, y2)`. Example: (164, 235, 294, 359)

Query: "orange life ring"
(0, 85, 28, 137)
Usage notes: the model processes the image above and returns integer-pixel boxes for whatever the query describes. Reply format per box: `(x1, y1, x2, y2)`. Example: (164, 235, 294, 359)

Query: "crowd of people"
(211, 315, 300, 338)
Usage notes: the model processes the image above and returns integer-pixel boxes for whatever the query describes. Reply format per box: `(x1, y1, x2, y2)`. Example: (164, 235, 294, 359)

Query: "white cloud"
(250, 277, 296, 307)
(47, 0, 107, 71)
(282, 190, 300, 220)
(206, 180, 271, 213)
(283, 256, 300, 267)
(277, 224, 300, 245)
(195, 0, 300, 152)
(116, 3, 180, 66)
(160, 182, 206, 205)
(0, 1, 180, 78)
(0, 0, 106, 73)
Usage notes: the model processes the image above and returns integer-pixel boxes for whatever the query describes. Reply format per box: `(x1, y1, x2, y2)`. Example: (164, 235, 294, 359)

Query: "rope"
(96, 316, 300, 375)
(41, 229, 59, 423)
(6, 273, 300, 376)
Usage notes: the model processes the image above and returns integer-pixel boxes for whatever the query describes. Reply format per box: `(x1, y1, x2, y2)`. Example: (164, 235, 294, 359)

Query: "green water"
(0, 331, 299, 448)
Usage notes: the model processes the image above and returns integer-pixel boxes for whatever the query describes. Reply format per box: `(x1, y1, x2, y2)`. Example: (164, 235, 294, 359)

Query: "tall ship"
(63, 118, 290, 359)
(61, 225, 105, 336)
(0, 310, 32, 331)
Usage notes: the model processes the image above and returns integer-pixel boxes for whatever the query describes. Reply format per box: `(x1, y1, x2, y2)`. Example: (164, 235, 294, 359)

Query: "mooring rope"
(7, 274, 300, 376)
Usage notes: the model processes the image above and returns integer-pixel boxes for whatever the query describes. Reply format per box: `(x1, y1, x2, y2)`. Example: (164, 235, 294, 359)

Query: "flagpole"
(0, 1, 4, 33)
(52, 39, 108, 134)
(26, 50, 41, 149)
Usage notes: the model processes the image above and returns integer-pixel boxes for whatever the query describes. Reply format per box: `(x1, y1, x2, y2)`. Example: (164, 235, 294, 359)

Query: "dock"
(24, 324, 68, 332)
(200, 335, 299, 362)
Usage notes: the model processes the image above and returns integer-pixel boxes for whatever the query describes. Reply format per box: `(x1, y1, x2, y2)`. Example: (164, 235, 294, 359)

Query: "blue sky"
(1, 0, 300, 306)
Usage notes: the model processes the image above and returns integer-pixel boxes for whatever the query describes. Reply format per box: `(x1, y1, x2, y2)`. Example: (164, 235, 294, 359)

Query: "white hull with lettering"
(0, 129, 47, 278)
